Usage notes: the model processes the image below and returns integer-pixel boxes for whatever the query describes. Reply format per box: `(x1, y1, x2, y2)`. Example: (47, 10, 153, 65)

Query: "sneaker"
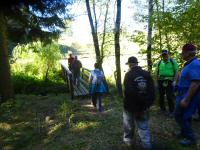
(179, 138, 196, 146)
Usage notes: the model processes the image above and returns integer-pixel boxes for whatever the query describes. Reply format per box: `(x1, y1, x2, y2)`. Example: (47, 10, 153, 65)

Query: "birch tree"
(114, 0, 122, 96)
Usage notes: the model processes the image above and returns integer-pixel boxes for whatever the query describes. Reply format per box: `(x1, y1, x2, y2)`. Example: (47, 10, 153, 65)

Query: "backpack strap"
(157, 60, 162, 77)
(169, 58, 176, 76)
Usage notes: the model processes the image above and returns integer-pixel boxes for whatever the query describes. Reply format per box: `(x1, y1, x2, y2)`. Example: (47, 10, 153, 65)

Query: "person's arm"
(173, 59, 179, 85)
(180, 80, 200, 108)
(89, 73, 92, 84)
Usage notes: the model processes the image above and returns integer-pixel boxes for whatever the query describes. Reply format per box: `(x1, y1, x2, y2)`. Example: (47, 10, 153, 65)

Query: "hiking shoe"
(179, 138, 196, 146)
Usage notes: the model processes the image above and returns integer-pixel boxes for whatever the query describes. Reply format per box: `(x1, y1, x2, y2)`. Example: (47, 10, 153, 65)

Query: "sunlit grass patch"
(48, 122, 63, 135)
(0, 123, 12, 131)
(71, 121, 100, 132)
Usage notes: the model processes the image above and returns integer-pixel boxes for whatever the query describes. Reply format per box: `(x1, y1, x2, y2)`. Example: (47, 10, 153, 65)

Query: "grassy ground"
(0, 94, 200, 150)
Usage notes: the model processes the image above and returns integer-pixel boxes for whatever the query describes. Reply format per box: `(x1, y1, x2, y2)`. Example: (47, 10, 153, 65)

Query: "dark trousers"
(91, 93, 102, 112)
(158, 80, 175, 113)
(198, 108, 200, 117)
(73, 73, 80, 86)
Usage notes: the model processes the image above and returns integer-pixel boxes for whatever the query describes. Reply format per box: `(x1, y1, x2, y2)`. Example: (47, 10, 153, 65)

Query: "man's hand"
(180, 81, 200, 108)
(180, 97, 190, 108)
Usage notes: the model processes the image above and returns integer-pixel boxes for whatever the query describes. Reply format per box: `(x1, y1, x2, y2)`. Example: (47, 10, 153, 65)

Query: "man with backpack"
(89, 63, 107, 112)
(156, 49, 179, 116)
(123, 56, 155, 150)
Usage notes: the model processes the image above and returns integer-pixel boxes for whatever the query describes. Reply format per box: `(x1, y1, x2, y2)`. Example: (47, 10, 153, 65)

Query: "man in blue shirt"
(174, 43, 200, 146)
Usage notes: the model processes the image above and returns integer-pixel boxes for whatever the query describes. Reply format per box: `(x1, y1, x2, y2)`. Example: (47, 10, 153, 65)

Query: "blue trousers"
(123, 110, 152, 149)
(174, 103, 196, 141)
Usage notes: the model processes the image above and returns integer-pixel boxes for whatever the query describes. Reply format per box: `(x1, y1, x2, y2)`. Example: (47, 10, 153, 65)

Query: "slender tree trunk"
(155, 0, 162, 52)
(0, 11, 14, 102)
(44, 65, 50, 82)
(162, 0, 171, 52)
(147, 0, 153, 72)
(114, 0, 123, 96)
(100, 0, 110, 62)
(85, 0, 101, 66)
(92, 0, 98, 33)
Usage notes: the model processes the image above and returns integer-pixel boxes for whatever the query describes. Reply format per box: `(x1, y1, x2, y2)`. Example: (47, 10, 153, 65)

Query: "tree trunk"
(85, 0, 101, 66)
(147, 0, 153, 72)
(114, 0, 123, 96)
(0, 11, 14, 102)
(100, 0, 110, 62)
(162, 0, 171, 53)
(155, 0, 162, 52)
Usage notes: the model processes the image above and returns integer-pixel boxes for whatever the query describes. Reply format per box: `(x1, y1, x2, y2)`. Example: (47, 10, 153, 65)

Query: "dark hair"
(94, 63, 99, 69)
(182, 43, 197, 52)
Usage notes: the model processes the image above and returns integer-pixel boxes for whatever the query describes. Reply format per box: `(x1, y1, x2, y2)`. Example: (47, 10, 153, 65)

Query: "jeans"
(174, 103, 196, 142)
(158, 80, 175, 113)
(91, 93, 102, 112)
(123, 110, 152, 149)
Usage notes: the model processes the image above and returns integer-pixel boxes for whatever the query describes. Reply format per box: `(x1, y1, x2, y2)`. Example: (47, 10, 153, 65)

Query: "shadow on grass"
(0, 94, 200, 150)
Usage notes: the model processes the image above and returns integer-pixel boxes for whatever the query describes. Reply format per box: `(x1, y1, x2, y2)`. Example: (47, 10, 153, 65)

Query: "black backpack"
(133, 75, 154, 108)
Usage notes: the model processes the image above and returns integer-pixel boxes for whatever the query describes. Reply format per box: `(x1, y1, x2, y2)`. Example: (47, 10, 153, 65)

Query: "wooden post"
(69, 73, 74, 100)
(65, 70, 69, 92)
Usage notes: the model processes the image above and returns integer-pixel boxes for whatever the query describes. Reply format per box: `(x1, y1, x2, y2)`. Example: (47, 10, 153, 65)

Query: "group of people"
(123, 43, 200, 149)
(67, 43, 200, 149)
(67, 54, 107, 112)
(68, 54, 82, 87)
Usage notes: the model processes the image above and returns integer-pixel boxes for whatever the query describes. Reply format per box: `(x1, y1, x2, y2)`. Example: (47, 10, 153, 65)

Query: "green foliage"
(12, 41, 61, 80)
(1, 0, 72, 44)
(10, 41, 66, 94)
(131, 0, 200, 73)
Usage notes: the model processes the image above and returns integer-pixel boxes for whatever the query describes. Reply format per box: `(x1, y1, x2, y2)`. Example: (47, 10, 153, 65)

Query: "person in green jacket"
(156, 50, 179, 116)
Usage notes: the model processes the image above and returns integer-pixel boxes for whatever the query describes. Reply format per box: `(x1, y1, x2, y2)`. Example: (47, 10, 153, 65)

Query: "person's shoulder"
(194, 58, 200, 63)
(190, 58, 200, 66)
(90, 70, 95, 74)
(124, 69, 132, 77)
(141, 69, 151, 76)
(156, 59, 162, 65)
(170, 58, 177, 63)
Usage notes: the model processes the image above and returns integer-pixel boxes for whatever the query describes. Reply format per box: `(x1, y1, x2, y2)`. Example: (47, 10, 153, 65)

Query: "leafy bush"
(10, 41, 66, 95)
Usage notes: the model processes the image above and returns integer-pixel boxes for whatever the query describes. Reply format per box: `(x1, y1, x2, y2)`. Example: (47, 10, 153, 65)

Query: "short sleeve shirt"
(178, 58, 200, 89)
(177, 58, 200, 115)
(157, 59, 178, 80)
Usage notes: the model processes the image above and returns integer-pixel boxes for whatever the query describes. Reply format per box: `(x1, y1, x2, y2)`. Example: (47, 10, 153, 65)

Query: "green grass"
(0, 94, 200, 150)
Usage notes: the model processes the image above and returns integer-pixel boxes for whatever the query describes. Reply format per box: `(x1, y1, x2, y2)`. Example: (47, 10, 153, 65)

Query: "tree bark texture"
(114, 0, 123, 96)
(147, 0, 153, 72)
(0, 11, 14, 102)
(155, 0, 162, 52)
(85, 0, 101, 66)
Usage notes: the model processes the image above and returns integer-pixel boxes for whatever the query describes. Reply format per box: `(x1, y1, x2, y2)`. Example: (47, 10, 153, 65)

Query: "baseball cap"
(125, 56, 138, 64)
(161, 49, 168, 55)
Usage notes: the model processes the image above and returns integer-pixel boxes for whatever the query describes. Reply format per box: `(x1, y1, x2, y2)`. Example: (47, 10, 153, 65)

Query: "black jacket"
(123, 66, 155, 113)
